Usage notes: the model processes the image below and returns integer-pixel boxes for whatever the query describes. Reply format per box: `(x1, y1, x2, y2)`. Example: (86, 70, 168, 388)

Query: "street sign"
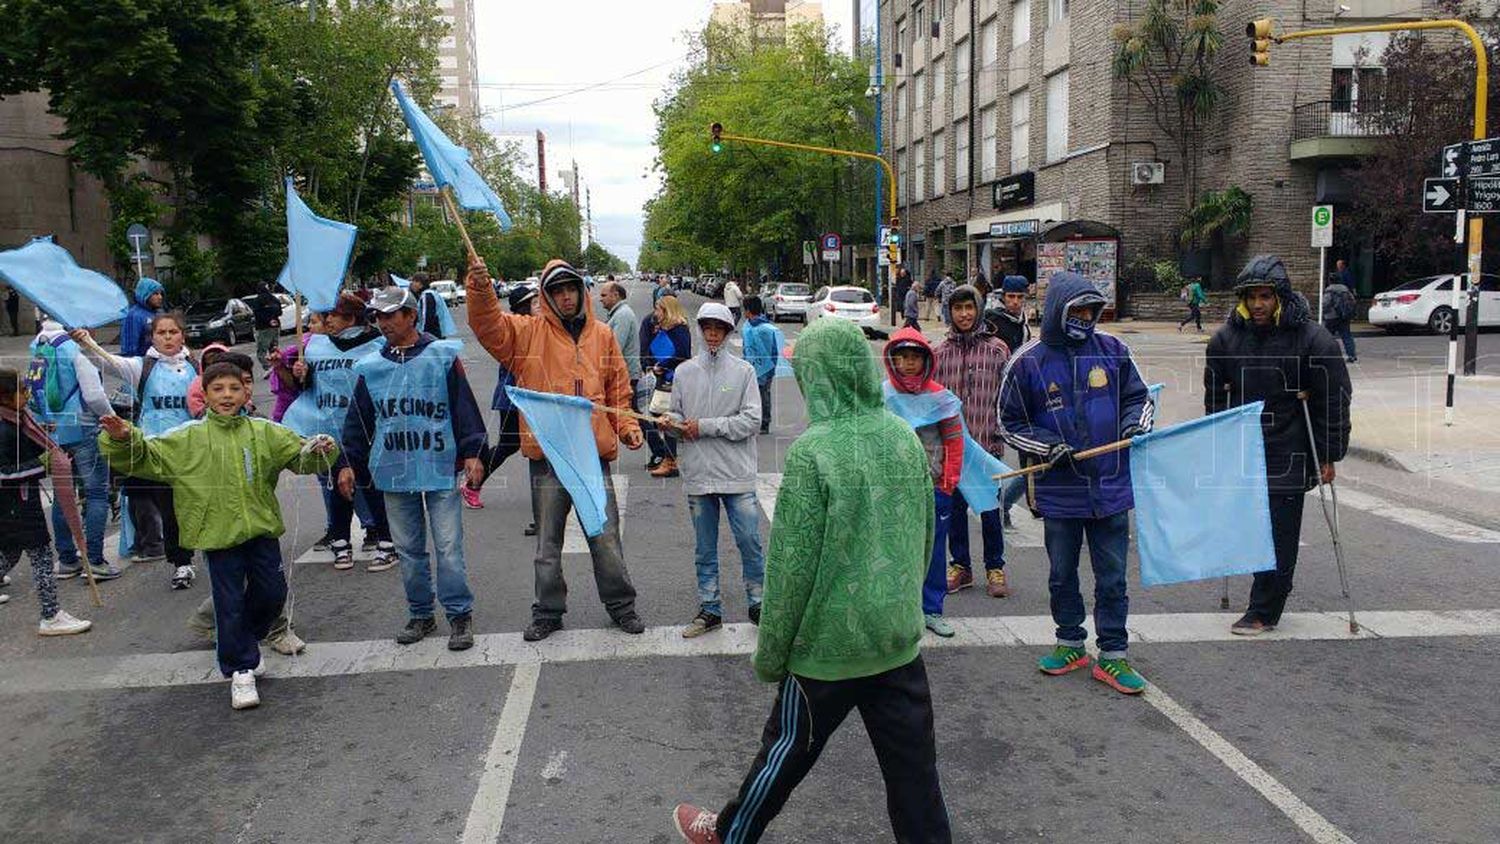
(820, 231, 841, 262)
(1443, 143, 1466, 177)
(1466, 176, 1500, 213)
(1424, 178, 1460, 213)
(125, 223, 150, 258)
(802, 241, 815, 266)
(1466, 138, 1500, 176)
(1311, 205, 1333, 248)
(993, 172, 1036, 210)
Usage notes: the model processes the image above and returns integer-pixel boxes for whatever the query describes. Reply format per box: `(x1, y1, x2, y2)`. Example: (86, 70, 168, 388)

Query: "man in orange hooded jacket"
(467, 258, 646, 641)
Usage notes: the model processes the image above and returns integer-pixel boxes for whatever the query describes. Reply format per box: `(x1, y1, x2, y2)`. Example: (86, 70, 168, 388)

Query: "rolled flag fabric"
(1130, 401, 1277, 586)
(391, 273, 411, 289)
(390, 80, 514, 231)
(882, 384, 1013, 513)
(506, 386, 609, 537)
(0, 238, 128, 329)
(276, 177, 357, 312)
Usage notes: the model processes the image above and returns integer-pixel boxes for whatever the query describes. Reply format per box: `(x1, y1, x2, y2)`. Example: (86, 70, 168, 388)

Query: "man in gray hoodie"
(663, 302, 765, 638)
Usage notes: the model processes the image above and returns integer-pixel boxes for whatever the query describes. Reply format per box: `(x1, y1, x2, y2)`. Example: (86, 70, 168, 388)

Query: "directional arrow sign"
(1424, 177, 1460, 213)
(1443, 143, 1466, 178)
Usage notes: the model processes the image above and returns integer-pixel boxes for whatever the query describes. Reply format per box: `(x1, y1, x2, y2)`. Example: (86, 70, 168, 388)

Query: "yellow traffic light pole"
(1251, 19, 1487, 421)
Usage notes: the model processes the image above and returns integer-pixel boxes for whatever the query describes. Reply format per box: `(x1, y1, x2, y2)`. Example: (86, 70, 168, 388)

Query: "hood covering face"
(881, 326, 938, 394)
(792, 317, 884, 424)
(1230, 254, 1311, 330)
(134, 277, 164, 308)
(1040, 272, 1106, 346)
(695, 301, 736, 332)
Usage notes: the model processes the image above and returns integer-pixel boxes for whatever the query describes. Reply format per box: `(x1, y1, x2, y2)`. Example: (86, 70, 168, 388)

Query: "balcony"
(1289, 100, 1390, 161)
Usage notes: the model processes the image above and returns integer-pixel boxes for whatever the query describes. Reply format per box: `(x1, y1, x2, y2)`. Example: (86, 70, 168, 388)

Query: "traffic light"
(710, 122, 723, 154)
(1247, 19, 1274, 66)
(886, 243, 902, 265)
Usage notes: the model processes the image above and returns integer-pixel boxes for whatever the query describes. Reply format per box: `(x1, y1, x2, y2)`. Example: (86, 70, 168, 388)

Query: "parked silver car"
(767, 282, 812, 323)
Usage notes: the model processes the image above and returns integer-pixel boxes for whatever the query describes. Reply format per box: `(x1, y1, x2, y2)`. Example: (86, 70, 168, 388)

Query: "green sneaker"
(1092, 657, 1146, 695)
(924, 613, 955, 638)
(1038, 645, 1090, 675)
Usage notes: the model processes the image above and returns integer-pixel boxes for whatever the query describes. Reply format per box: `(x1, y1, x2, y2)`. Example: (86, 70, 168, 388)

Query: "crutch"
(1298, 391, 1358, 634)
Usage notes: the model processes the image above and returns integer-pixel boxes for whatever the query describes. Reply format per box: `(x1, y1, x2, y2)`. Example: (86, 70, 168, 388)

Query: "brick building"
(0, 92, 113, 269)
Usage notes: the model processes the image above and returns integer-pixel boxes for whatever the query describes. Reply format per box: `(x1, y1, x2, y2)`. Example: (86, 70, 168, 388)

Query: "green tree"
(582, 241, 629, 274)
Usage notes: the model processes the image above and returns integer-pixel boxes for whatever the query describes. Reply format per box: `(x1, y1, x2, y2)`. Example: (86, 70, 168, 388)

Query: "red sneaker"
(460, 484, 484, 510)
(946, 564, 974, 594)
(673, 803, 721, 843)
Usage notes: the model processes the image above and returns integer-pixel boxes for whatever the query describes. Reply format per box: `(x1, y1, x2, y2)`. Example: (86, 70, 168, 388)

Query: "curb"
(1345, 442, 1412, 473)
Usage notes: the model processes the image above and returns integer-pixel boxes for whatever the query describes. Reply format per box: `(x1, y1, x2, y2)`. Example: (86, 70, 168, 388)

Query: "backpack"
(26, 335, 78, 416)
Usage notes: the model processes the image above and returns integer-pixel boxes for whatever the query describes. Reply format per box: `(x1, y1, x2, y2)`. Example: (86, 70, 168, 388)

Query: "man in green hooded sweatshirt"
(672, 318, 951, 844)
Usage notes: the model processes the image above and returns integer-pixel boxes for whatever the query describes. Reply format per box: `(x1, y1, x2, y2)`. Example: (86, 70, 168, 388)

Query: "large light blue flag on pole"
(506, 386, 609, 537)
(276, 178, 357, 312)
(1130, 401, 1277, 586)
(882, 384, 1013, 512)
(390, 81, 514, 231)
(0, 238, 128, 329)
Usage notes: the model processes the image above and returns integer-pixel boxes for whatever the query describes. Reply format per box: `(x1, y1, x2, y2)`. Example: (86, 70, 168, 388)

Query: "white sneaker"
(1, 573, 10, 585)
(230, 671, 260, 710)
(266, 628, 306, 655)
(0, 593, 10, 604)
(38, 610, 92, 636)
(171, 565, 195, 589)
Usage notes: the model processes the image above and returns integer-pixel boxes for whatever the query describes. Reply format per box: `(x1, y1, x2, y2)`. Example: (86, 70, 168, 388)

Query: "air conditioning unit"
(1132, 162, 1165, 185)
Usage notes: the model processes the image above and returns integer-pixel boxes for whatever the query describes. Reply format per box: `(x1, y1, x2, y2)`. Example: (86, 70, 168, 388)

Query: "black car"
(183, 297, 256, 346)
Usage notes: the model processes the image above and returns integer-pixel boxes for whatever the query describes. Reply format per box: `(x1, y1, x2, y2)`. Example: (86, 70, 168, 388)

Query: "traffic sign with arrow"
(1443, 143, 1466, 177)
(1424, 177, 1460, 213)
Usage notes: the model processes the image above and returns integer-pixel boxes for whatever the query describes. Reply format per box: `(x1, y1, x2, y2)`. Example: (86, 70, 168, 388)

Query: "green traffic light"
(711, 141, 723, 154)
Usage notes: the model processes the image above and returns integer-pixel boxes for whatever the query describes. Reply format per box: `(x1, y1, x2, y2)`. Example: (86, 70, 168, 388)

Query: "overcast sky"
(474, 1, 853, 267)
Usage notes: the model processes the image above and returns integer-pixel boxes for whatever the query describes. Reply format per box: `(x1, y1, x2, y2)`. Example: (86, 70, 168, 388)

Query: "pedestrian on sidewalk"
(99, 362, 339, 709)
(739, 296, 783, 434)
(673, 317, 951, 844)
(641, 295, 692, 478)
(922, 269, 942, 320)
(1207, 255, 1352, 636)
(119, 277, 164, 357)
(250, 282, 282, 371)
(934, 285, 1014, 598)
(1322, 261, 1358, 363)
(463, 285, 539, 533)
(28, 318, 120, 583)
(882, 326, 963, 639)
(999, 271, 1154, 695)
(984, 275, 1031, 357)
(937, 270, 957, 326)
(903, 280, 922, 329)
(339, 287, 487, 651)
(1178, 277, 1208, 333)
(722, 277, 744, 324)
(0, 368, 93, 637)
(74, 314, 198, 589)
(466, 259, 648, 642)
(662, 303, 764, 638)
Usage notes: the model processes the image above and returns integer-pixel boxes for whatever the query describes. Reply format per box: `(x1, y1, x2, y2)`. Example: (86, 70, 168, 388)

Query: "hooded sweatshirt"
(120, 277, 164, 357)
(933, 285, 1010, 455)
(1205, 255, 1351, 493)
(998, 272, 1152, 519)
(752, 317, 934, 684)
(882, 327, 964, 495)
(668, 308, 761, 496)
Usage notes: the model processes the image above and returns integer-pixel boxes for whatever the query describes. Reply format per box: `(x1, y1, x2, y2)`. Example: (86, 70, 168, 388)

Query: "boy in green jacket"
(673, 318, 951, 844)
(99, 362, 338, 711)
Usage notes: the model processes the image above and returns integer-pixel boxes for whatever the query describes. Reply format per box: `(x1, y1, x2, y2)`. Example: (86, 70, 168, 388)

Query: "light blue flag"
(882, 383, 1013, 512)
(0, 238, 128, 329)
(1147, 382, 1164, 414)
(1130, 401, 1277, 586)
(391, 273, 411, 289)
(390, 81, 514, 231)
(276, 178, 357, 312)
(506, 386, 609, 537)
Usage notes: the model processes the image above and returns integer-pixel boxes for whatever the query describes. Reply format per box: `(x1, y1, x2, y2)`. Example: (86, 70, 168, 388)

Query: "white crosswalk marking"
(562, 474, 630, 552)
(295, 522, 372, 565)
(1333, 487, 1500, 543)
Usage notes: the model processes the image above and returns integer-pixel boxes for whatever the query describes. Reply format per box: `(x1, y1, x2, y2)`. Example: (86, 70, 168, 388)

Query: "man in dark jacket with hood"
(120, 278, 164, 357)
(984, 275, 1031, 354)
(1000, 272, 1153, 695)
(1206, 255, 1351, 636)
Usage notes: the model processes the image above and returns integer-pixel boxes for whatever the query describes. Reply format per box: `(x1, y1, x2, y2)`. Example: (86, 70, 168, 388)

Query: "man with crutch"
(1204, 255, 1352, 636)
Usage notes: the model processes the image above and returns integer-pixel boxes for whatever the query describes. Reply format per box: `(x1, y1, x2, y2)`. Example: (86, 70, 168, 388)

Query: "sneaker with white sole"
(367, 542, 398, 573)
(460, 484, 484, 509)
(170, 565, 196, 589)
(360, 535, 379, 554)
(87, 563, 122, 582)
(230, 671, 260, 710)
(266, 628, 306, 655)
(672, 803, 721, 843)
(0, 593, 9, 604)
(132, 552, 167, 564)
(312, 531, 335, 553)
(54, 564, 83, 581)
(38, 610, 92, 636)
(330, 540, 354, 571)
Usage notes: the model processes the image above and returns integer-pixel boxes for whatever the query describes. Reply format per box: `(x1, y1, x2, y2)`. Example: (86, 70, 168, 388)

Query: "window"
(933, 57, 946, 105)
(955, 118, 970, 188)
(897, 83, 908, 123)
(1046, 70, 1069, 161)
(980, 105, 998, 181)
(898, 147, 909, 205)
(955, 40, 971, 112)
(914, 139, 926, 201)
(1012, 0, 1031, 47)
(933, 0, 944, 24)
(914, 71, 926, 112)
(915, 2, 926, 38)
(1330, 68, 1354, 112)
(933, 130, 946, 196)
(980, 18, 998, 68)
(1010, 90, 1030, 172)
(1048, 0, 1068, 24)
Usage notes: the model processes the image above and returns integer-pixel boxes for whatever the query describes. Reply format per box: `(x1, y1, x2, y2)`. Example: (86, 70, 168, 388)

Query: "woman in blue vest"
(75, 312, 198, 589)
(281, 293, 396, 572)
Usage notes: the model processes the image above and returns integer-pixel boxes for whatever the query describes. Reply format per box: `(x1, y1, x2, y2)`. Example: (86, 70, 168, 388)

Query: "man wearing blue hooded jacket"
(120, 278, 164, 357)
(999, 272, 1153, 695)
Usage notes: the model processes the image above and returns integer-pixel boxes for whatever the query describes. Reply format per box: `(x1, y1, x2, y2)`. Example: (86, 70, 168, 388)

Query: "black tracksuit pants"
(715, 655, 951, 844)
(1247, 492, 1306, 625)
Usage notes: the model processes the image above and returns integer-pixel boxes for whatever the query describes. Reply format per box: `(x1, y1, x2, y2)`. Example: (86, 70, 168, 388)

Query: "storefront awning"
(1040, 219, 1121, 242)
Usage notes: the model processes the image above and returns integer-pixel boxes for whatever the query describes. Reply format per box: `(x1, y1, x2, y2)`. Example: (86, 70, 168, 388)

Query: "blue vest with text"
(281, 334, 386, 439)
(356, 340, 462, 493)
(138, 359, 196, 436)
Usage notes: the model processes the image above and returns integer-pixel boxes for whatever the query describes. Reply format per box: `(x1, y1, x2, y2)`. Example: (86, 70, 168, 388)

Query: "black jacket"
(985, 306, 1029, 354)
(1204, 258, 1352, 494)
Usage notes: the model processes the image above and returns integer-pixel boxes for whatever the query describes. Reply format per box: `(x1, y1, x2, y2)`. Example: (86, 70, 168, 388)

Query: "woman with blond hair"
(640, 294, 692, 478)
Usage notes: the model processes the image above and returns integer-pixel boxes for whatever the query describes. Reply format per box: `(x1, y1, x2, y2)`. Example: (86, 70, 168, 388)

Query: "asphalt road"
(2, 281, 1499, 843)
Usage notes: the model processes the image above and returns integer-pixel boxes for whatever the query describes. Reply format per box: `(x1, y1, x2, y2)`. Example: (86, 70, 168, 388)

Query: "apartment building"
(435, 0, 480, 117)
(712, 0, 827, 44)
(880, 0, 1426, 301)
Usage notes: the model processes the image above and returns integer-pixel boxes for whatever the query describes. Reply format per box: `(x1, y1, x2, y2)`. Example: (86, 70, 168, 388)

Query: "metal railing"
(1290, 99, 1394, 142)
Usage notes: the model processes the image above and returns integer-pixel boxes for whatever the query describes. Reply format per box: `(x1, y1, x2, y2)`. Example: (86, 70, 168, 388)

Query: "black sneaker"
(312, 531, 335, 553)
(448, 614, 474, 651)
(614, 613, 646, 635)
(523, 618, 563, 641)
(395, 616, 437, 645)
(360, 535, 379, 554)
(748, 603, 761, 626)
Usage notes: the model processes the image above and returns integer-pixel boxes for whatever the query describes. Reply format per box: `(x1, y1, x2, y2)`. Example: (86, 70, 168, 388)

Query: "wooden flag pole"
(992, 437, 1135, 481)
(439, 187, 479, 263)
(592, 403, 659, 425)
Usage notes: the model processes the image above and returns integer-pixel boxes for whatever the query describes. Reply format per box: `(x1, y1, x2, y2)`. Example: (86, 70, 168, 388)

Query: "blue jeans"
(923, 490, 953, 615)
(1043, 512, 1130, 658)
(52, 428, 109, 567)
(385, 488, 473, 620)
(948, 487, 1005, 572)
(689, 492, 765, 616)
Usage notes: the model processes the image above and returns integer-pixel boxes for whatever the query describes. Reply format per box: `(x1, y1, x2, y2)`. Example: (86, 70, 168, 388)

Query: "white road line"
(562, 475, 629, 552)
(5, 609, 1497, 698)
(294, 523, 372, 565)
(460, 662, 541, 844)
(1334, 487, 1500, 543)
(1143, 684, 1356, 844)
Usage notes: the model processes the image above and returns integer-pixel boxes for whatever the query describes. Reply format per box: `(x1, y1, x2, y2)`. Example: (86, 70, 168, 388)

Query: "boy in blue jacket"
(738, 296, 783, 434)
(999, 272, 1153, 695)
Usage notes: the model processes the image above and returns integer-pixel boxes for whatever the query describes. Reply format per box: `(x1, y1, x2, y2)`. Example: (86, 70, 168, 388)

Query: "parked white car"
(430, 279, 459, 306)
(274, 293, 299, 334)
(1368, 274, 1500, 334)
(807, 285, 881, 330)
(767, 282, 812, 323)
